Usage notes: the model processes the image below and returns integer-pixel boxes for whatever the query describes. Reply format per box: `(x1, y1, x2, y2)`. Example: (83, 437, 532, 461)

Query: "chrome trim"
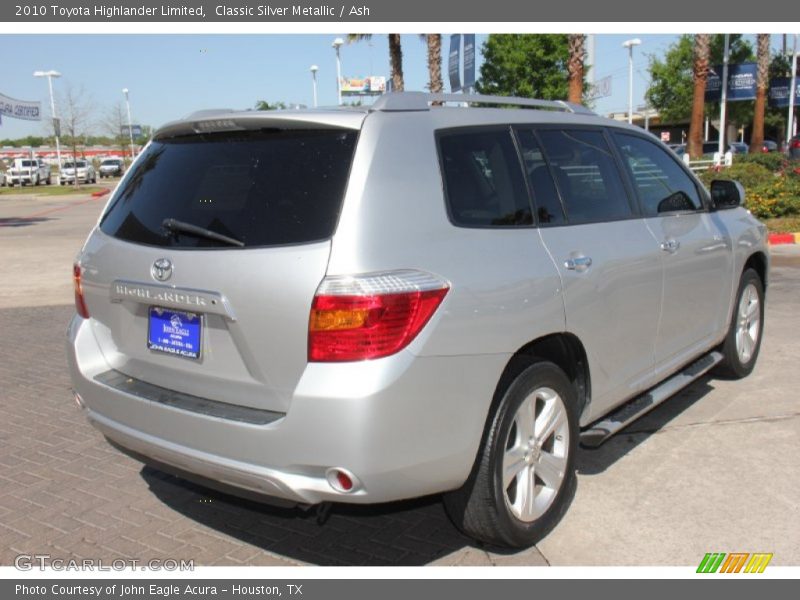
(109, 279, 236, 321)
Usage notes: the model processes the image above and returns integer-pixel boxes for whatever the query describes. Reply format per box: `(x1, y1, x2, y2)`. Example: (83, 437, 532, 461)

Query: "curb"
(91, 188, 111, 198)
(768, 232, 800, 246)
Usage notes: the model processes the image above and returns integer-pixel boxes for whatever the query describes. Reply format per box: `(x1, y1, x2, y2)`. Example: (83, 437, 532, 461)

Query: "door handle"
(564, 256, 593, 272)
(660, 238, 680, 253)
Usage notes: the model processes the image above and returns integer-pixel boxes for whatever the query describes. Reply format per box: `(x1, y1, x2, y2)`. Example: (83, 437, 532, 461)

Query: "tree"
(567, 34, 585, 104)
(423, 34, 443, 94)
(101, 101, 131, 157)
(348, 34, 404, 92)
(688, 34, 711, 159)
(647, 34, 754, 139)
(254, 100, 287, 110)
(58, 83, 94, 187)
(476, 34, 575, 100)
(749, 34, 770, 153)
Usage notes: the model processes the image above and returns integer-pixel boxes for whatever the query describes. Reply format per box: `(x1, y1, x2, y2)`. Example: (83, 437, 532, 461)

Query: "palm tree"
(348, 34, 404, 92)
(688, 34, 710, 159)
(567, 34, 585, 104)
(749, 34, 770, 154)
(424, 34, 443, 94)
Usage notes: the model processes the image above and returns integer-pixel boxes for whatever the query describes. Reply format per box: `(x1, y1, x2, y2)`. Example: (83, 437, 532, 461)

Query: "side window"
(514, 129, 566, 226)
(614, 133, 704, 216)
(537, 129, 634, 224)
(438, 129, 532, 227)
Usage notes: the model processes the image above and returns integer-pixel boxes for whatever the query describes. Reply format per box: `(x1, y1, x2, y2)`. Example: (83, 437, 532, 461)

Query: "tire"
(714, 268, 765, 379)
(46, 175, 51, 185)
(443, 361, 579, 548)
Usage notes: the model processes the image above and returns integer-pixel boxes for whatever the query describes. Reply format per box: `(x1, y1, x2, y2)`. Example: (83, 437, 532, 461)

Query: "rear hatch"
(78, 115, 362, 413)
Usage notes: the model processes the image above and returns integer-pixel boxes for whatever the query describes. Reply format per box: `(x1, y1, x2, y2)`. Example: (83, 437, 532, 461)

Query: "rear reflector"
(73, 263, 90, 319)
(309, 270, 449, 362)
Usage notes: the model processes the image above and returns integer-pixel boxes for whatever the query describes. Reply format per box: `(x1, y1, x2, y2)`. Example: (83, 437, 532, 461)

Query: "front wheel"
(715, 268, 765, 379)
(443, 361, 578, 548)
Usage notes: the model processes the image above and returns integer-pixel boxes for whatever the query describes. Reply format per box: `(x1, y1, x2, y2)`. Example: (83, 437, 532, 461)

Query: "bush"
(698, 161, 775, 190)
(735, 152, 788, 172)
(745, 176, 800, 219)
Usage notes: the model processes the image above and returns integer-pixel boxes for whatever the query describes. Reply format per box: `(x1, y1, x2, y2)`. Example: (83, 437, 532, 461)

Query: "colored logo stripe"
(697, 552, 773, 573)
(744, 553, 773, 573)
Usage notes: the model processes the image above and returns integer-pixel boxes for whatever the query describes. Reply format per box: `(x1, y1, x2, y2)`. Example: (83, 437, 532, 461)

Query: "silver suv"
(67, 93, 768, 548)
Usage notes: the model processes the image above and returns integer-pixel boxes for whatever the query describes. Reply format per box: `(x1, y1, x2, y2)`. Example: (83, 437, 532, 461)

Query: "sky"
(0, 33, 792, 140)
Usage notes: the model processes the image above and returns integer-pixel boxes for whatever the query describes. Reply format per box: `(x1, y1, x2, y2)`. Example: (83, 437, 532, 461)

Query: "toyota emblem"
(151, 258, 173, 282)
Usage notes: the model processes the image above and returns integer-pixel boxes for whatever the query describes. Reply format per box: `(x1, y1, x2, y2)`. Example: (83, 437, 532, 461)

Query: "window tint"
(614, 133, 703, 216)
(514, 130, 565, 225)
(100, 129, 357, 248)
(537, 130, 633, 224)
(439, 129, 532, 227)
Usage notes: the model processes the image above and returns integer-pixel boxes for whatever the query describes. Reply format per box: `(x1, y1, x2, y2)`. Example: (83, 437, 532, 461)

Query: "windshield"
(102, 159, 120, 165)
(21, 160, 35, 167)
(99, 128, 358, 249)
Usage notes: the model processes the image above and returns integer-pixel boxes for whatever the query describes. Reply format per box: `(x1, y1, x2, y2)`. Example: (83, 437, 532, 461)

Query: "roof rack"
(370, 92, 595, 115)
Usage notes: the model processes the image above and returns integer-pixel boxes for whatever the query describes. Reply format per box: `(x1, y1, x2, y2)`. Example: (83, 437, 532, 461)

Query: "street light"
(122, 88, 135, 161)
(33, 70, 62, 177)
(310, 65, 319, 108)
(622, 38, 642, 125)
(332, 38, 344, 106)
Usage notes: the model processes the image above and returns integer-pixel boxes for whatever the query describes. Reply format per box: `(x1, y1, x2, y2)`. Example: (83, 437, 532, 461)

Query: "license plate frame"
(147, 307, 202, 360)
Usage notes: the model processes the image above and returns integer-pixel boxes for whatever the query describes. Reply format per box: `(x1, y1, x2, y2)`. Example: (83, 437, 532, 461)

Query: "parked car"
(67, 92, 768, 549)
(728, 142, 749, 154)
(786, 135, 800, 160)
(61, 160, 97, 184)
(0, 169, 6, 186)
(7, 158, 51, 186)
(99, 158, 125, 178)
(760, 140, 779, 153)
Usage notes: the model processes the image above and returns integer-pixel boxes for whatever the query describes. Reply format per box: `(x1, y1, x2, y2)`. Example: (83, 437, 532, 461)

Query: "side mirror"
(710, 179, 745, 210)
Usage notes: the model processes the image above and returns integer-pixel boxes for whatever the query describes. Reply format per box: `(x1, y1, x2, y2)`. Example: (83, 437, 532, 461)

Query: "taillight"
(308, 270, 449, 362)
(792, 140, 800, 149)
(73, 263, 89, 319)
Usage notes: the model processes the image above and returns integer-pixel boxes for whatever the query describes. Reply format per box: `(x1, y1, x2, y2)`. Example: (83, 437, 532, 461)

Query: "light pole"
(788, 34, 798, 143)
(310, 65, 319, 108)
(622, 38, 641, 125)
(332, 38, 344, 106)
(33, 70, 62, 177)
(122, 88, 135, 160)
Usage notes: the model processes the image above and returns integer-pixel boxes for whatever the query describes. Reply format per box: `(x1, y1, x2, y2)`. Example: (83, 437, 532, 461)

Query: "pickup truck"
(7, 158, 52, 186)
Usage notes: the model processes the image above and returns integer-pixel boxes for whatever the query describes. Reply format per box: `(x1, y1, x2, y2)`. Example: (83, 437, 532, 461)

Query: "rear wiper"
(161, 218, 244, 247)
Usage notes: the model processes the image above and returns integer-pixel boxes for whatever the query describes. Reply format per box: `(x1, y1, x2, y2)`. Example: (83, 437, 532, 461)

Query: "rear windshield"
(21, 160, 35, 167)
(100, 128, 357, 248)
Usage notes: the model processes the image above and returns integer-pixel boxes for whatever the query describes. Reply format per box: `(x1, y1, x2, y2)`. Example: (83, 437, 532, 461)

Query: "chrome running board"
(580, 351, 724, 448)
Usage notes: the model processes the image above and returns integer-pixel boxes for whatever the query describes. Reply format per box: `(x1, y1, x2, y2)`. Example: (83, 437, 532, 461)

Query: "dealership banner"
(340, 76, 386, 96)
(705, 63, 758, 103)
(0, 92, 41, 121)
(448, 34, 462, 93)
(463, 34, 476, 90)
(768, 78, 800, 108)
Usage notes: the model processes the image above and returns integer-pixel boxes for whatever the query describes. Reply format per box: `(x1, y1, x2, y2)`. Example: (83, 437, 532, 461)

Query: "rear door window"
(514, 129, 566, 226)
(438, 129, 532, 227)
(537, 129, 634, 224)
(100, 129, 358, 248)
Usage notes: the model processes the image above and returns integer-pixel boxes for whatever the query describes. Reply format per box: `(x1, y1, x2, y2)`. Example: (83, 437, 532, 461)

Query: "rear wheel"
(443, 361, 578, 548)
(715, 268, 764, 378)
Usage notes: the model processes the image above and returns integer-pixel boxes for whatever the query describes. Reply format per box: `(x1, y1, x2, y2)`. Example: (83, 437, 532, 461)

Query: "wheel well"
(493, 333, 591, 419)
(744, 252, 768, 289)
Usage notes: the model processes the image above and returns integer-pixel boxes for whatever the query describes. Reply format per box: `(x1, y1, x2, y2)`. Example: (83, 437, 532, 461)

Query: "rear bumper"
(67, 314, 507, 506)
